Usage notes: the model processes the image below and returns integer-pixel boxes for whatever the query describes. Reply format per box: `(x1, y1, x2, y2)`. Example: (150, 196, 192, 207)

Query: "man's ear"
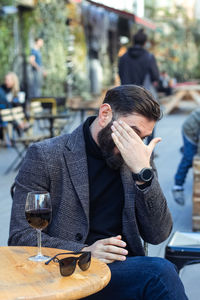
(98, 103, 113, 128)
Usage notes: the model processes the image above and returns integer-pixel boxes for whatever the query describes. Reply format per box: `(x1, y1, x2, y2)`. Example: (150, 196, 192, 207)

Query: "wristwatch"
(132, 168, 154, 182)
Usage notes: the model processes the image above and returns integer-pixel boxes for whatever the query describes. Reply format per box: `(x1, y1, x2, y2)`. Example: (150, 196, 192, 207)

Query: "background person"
(172, 107, 200, 205)
(158, 70, 173, 96)
(28, 37, 46, 98)
(0, 72, 20, 109)
(0, 72, 25, 144)
(118, 29, 159, 96)
(8, 85, 187, 299)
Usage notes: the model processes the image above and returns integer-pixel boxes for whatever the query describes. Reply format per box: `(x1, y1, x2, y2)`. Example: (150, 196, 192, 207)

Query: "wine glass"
(25, 191, 52, 262)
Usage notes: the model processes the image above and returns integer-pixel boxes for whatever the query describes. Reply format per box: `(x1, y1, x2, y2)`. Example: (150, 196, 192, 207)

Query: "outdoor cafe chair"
(0, 106, 50, 174)
(30, 97, 57, 115)
(30, 101, 75, 137)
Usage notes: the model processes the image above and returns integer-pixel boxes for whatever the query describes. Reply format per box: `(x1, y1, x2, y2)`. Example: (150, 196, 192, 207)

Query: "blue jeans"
(83, 256, 188, 300)
(175, 134, 197, 186)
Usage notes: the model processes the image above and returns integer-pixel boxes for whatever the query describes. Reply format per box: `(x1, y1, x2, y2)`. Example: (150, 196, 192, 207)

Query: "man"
(8, 85, 187, 299)
(118, 29, 159, 88)
(28, 37, 46, 98)
(172, 107, 200, 205)
(119, 29, 159, 144)
(158, 71, 173, 96)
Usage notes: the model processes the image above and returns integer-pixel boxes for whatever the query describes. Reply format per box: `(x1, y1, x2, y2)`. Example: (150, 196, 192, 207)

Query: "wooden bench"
(161, 85, 200, 115)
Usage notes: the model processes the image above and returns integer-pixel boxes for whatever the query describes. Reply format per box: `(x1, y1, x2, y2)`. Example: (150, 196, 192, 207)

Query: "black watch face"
(141, 168, 153, 181)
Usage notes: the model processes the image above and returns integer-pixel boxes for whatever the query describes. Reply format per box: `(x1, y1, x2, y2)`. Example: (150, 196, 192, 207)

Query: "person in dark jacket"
(118, 29, 159, 87)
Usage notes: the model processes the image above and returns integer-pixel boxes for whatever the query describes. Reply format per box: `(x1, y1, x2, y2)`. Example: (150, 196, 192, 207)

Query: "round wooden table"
(0, 246, 111, 300)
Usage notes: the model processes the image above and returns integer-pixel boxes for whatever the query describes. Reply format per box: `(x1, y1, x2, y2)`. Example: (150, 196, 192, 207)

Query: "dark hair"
(133, 29, 147, 46)
(35, 37, 43, 42)
(103, 85, 162, 121)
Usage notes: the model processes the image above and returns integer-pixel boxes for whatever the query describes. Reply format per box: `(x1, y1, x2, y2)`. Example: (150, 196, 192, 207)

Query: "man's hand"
(82, 235, 128, 264)
(111, 120, 161, 173)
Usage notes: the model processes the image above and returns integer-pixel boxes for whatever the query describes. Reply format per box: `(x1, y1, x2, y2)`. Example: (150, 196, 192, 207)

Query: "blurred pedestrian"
(28, 37, 46, 98)
(118, 29, 159, 144)
(0, 72, 27, 144)
(172, 108, 200, 205)
(158, 71, 173, 96)
(0, 72, 20, 109)
(118, 28, 159, 98)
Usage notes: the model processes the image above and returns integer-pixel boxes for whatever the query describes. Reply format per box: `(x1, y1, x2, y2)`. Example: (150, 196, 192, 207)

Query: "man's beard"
(97, 121, 124, 170)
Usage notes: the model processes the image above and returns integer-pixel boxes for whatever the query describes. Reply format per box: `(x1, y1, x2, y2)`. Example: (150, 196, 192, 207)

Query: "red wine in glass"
(25, 208, 52, 230)
(25, 191, 52, 262)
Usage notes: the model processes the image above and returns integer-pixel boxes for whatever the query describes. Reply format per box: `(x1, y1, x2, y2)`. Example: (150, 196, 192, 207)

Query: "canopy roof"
(86, 0, 156, 30)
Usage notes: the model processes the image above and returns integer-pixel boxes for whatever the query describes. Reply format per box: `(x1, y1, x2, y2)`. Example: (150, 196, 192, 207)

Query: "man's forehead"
(118, 113, 155, 138)
(118, 113, 147, 124)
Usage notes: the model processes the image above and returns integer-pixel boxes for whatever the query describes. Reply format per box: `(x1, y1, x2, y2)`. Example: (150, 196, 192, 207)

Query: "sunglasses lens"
(59, 257, 76, 276)
(78, 252, 91, 271)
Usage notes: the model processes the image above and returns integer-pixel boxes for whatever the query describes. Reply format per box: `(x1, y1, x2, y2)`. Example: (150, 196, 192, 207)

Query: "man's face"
(37, 39, 44, 48)
(97, 113, 156, 170)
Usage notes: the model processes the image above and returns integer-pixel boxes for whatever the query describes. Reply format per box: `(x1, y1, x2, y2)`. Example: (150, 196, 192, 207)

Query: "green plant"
(0, 4, 16, 81)
(0, 0, 68, 97)
(145, 2, 200, 81)
(32, 0, 68, 97)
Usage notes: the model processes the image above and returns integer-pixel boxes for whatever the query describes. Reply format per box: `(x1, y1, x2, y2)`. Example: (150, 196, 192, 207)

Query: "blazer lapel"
(63, 125, 89, 223)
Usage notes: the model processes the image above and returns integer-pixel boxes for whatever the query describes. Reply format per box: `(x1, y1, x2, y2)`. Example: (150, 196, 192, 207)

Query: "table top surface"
(0, 246, 111, 300)
(33, 113, 70, 119)
(175, 84, 200, 91)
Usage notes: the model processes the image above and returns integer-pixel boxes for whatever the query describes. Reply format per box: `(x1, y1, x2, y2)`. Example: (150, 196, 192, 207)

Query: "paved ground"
(0, 108, 193, 257)
(148, 110, 193, 257)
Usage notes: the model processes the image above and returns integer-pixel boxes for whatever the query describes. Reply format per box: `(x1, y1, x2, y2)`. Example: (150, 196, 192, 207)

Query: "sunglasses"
(45, 251, 91, 276)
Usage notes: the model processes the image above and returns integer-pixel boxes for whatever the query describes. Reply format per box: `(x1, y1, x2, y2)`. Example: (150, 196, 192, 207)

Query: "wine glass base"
(28, 254, 50, 262)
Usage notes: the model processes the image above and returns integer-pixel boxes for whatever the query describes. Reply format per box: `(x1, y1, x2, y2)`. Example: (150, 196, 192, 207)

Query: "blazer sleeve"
(8, 143, 88, 252)
(134, 161, 173, 245)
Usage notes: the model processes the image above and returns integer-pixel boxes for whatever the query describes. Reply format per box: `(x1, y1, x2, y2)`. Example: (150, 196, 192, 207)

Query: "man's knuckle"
(107, 245, 112, 252)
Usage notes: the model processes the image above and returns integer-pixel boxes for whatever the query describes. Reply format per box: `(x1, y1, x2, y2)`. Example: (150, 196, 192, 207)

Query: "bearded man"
(8, 85, 188, 299)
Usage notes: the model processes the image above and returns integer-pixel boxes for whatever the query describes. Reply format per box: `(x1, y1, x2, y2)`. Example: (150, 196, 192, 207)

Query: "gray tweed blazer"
(8, 122, 172, 255)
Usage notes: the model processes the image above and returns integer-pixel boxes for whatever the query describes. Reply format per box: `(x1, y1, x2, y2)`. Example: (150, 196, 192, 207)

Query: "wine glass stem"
(36, 229, 42, 257)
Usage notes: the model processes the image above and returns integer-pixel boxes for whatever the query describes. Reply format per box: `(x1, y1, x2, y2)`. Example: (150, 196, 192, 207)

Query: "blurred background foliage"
(34, 0, 68, 96)
(66, 2, 91, 100)
(0, 0, 200, 99)
(0, 0, 68, 97)
(146, 3, 200, 81)
(0, 0, 16, 81)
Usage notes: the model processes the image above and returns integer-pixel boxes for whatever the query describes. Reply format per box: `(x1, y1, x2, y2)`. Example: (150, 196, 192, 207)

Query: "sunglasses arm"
(44, 251, 86, 265)
(45, 256, 56, 265)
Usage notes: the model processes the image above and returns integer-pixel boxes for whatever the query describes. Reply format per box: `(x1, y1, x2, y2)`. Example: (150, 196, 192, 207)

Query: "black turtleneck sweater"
(83, 117, 124, 246)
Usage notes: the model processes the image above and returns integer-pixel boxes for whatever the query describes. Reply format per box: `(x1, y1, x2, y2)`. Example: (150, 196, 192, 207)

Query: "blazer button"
(76, 233, 83, 241)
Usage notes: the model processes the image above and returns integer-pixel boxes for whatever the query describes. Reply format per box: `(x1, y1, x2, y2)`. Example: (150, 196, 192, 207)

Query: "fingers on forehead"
(120, 121, 139, 138)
